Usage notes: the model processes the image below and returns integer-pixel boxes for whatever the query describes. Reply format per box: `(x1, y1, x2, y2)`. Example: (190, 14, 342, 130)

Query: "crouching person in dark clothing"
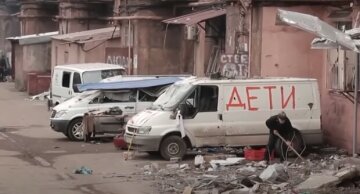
(264, 111, 294, 164)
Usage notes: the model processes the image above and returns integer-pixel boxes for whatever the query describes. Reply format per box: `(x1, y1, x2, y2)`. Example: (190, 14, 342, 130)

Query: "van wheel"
(275, 129, 305, 159)
(160, 135, 186, 160)
(67, 118, 83, 141)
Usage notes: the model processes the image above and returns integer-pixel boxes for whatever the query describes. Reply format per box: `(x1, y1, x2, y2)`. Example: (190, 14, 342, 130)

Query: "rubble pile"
(138, 148, 360, 194)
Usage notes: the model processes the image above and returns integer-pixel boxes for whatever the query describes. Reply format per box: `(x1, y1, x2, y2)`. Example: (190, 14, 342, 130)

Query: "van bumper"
(50, 119, 70, 133)
(124, 133, 162, 151)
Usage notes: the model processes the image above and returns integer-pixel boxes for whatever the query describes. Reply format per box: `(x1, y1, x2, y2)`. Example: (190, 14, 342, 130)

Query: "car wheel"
(67, 118, 84, 141)
(275, 129, 305, 159)
(160, 135, 186, 160)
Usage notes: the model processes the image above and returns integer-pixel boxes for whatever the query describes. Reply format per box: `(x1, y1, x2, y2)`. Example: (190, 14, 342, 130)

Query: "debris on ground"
(73, 166, 93, 175)
(209, 157, 246, 169)
(195, 155, 205, 167)
(132, 145, 360, 193)
(29, 91, 50, 101)
(260, 163, 289, 183)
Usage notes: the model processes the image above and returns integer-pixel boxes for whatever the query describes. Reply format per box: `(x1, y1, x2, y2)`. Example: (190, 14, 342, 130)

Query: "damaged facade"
(249, 0, 358, 153)
(51, 27, 122, 70)
(7, 32, 57, 92)
(0, 0, 20, 77)
(2, 0, 360, 155)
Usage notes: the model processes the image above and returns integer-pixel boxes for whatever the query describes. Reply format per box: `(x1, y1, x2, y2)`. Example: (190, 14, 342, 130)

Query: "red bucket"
(244, 147, 274, 161)
(113, 135, 127, 150)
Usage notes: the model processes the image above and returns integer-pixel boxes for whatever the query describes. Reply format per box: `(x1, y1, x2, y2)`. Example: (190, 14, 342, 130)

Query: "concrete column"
(249, 6, 262, 76)
(0, 0, 19, 54)
(58, 0, 112, 34)
(194, 23, 206, 76)
(19, 0, 58, 35)
(0, 1, 10, 53)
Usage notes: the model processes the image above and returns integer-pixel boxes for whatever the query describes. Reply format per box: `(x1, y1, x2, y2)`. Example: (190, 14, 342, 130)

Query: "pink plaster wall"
(260, 7, 324, 82)
(259, 6, 360, 153)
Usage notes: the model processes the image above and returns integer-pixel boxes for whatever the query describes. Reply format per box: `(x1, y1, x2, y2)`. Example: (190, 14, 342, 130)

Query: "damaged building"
(0, 0, 20, 78)
(249, 0, 358, 153)
(3, 0, 360, 155)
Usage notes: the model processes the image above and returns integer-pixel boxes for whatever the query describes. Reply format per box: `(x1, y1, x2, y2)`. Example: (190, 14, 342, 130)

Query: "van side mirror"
(178, 103, 188, 116)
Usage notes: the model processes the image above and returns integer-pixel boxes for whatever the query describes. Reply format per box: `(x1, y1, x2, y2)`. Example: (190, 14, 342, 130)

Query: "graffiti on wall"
(105, 47, 133, 72)
(220, 53, 249, 78)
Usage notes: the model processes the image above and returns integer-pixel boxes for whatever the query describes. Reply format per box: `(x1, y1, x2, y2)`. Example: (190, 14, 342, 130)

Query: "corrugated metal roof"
(54, 63, 125, 72)
(6, 31, 59, 45)
(52, 27, 120, 43)
(162, 8, 226, 25)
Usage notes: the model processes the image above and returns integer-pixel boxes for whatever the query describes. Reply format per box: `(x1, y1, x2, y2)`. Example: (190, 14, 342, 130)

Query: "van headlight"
(54, 110, 68, 118)
(137, 126, 152, 134)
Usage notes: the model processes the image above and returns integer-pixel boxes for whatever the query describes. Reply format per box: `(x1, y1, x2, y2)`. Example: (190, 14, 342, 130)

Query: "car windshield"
(152, 83, 193, 110)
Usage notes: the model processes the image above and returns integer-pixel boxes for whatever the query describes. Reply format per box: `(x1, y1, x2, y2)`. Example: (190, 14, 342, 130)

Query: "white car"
(50, 77, 182, 141)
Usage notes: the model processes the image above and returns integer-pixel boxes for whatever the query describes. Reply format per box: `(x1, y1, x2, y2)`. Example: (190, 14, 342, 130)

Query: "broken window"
(62, 71, 71, 88)
(198, 86, 219, 112)
(138, 86, 167, 102)
(73, 72, 81, 93)
(180, 85, 219, 119)
(98, 90, 136, 104)
(327, 21, 357, 91)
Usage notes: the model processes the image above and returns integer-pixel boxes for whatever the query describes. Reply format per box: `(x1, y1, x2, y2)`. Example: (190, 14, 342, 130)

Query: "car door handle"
(125, 106, 134, 109)
(218, 114, 223, 121)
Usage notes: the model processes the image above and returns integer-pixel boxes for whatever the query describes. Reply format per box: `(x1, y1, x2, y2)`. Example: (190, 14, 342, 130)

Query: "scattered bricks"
(334, 166, 358, 181)
(151, 163, 159, 171)
(170, 157, 181, 163)
(296, 166, 359, 192)
(211, 188, 219, 194)
(296, 175, 339, 192)
(203, 154, 237, 163)
(195, 155, 205, 167)
(182, 186, 192, 194)
(259, 164, 289, 183)
(180, 164, 190, 170)
(237, 166, 257, 176)
(221, 186, 250, 194)
(166, 164, 180, 170)
(271, 182, 289, 191)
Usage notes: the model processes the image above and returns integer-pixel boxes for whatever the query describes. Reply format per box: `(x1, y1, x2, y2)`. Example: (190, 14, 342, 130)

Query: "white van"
(50, 77, 182, 141)
(125, 77, 323, 160)
(50, 63, 126, 106)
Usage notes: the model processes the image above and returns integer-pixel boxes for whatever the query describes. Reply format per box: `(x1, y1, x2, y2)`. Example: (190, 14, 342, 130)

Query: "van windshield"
(152, 83, 193, 110)
(83, 69, 126, 84)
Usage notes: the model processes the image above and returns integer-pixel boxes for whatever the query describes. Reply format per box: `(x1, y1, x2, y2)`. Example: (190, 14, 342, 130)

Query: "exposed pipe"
(128, 19, 132, 75)
(353, 10, 360, 157)
(354, 53, 359, 157)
